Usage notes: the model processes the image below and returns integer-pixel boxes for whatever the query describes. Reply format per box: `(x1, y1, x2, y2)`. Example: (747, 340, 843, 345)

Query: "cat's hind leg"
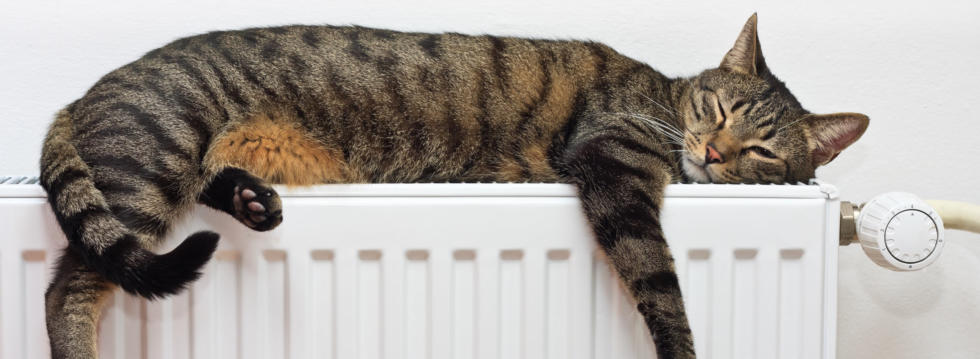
(199, 167, 283, 231)
(45, 250, 115, 359)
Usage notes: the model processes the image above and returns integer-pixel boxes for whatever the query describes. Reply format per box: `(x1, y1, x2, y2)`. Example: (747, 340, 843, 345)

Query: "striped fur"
(40, 14, 867, 359)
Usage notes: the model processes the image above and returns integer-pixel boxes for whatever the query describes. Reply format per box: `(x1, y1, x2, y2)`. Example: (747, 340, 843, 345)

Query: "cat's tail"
(39, 104, 219, 300)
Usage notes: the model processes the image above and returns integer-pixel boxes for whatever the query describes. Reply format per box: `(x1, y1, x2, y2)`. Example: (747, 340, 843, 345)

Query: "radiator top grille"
(0, 175, 812, 186)
(0, 175, 833, 199)
(0, 176, 38, 185)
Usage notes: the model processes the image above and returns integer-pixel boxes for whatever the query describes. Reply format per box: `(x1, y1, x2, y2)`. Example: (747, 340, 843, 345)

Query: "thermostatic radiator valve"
(840, 192, 980, 271)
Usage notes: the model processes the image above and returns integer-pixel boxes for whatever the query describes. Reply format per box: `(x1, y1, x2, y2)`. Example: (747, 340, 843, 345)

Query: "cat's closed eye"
(743, 146, 778, 159)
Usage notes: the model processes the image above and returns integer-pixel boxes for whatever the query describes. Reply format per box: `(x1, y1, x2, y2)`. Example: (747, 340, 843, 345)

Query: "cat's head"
(679, 14, 868, 184)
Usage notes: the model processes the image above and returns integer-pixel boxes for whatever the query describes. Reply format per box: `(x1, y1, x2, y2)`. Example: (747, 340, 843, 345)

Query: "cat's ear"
(805, 113, 869, 166)
(720, 13, 768, 76)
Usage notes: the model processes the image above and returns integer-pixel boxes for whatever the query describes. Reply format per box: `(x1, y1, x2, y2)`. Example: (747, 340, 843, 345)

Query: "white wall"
(2, 0, 978, 357)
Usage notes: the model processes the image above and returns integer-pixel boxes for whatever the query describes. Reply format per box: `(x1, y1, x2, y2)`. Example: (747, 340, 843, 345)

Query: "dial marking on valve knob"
(883, 209, 939, 264)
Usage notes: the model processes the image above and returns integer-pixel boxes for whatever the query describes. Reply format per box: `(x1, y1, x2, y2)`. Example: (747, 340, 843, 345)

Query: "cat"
(39, 13, 867, 359)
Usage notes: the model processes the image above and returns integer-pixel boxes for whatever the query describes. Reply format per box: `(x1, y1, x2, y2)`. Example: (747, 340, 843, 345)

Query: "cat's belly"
(204, 111, 360, 185)
(203, 110, 563, 185)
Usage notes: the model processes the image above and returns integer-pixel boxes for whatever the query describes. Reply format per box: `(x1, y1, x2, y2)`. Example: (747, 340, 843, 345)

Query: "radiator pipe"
(925, 200, 980, 234)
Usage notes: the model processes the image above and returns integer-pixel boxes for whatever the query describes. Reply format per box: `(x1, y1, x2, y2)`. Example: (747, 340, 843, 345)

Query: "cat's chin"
(682, 158, 712, 183)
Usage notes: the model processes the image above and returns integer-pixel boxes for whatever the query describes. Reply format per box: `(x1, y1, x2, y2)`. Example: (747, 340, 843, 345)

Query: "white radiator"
(0, 179, 840, 359)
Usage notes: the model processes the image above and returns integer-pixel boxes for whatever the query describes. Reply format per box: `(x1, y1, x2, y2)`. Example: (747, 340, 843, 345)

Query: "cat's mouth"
(681, 157, 713, 183)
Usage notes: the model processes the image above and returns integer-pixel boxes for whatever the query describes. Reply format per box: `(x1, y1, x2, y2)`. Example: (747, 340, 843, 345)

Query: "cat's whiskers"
(638, 93, 679, 118)
(638, 114, 685, 137)
(644, 127, 685, 147)
(585, 112, 683, 146)
(592, 110, 686, 140)
(615, 111, 684, 134)
(621, 112, 686, 141)
(638, 124, 684, 145)
(601, 111, 685, 145)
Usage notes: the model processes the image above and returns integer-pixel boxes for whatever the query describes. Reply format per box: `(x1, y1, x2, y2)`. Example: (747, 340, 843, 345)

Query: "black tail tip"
(173, 230, 221, 257)
(120, 231, 221, 300)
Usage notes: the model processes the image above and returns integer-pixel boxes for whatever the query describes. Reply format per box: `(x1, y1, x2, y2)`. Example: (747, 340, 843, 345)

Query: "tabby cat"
(40, 14, 867, 358)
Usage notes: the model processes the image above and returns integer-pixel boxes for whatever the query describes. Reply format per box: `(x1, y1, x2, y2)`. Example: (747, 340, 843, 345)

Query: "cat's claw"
(232, 184, 282, 231)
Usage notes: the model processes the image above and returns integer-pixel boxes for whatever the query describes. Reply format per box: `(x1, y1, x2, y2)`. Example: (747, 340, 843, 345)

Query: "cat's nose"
(705, 143, 724, 164)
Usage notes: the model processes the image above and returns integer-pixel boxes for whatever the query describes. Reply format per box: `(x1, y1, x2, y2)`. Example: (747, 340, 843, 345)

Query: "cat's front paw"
(232, 184, 283, 231)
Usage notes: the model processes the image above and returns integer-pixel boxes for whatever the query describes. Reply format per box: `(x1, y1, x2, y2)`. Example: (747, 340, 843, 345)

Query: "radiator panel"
(0, 183, 838, 359)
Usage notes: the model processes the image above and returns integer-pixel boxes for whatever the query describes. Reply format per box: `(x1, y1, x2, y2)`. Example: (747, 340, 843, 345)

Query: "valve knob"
(856, 192, 945, 271)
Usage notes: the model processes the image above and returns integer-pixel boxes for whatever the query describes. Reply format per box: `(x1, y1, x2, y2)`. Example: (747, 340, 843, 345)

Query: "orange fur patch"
(205, 112, 347, 186)
(495, 158, 525, 182)
(523, 144, 558, 181)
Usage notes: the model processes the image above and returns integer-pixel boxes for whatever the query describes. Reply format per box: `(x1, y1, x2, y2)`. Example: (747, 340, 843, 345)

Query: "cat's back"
(100, 25, 625, 103)
(66, 25, 647, 184)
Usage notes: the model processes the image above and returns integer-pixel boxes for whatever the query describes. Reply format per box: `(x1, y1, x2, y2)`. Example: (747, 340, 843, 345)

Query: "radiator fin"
(22, 250, 50, 359)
